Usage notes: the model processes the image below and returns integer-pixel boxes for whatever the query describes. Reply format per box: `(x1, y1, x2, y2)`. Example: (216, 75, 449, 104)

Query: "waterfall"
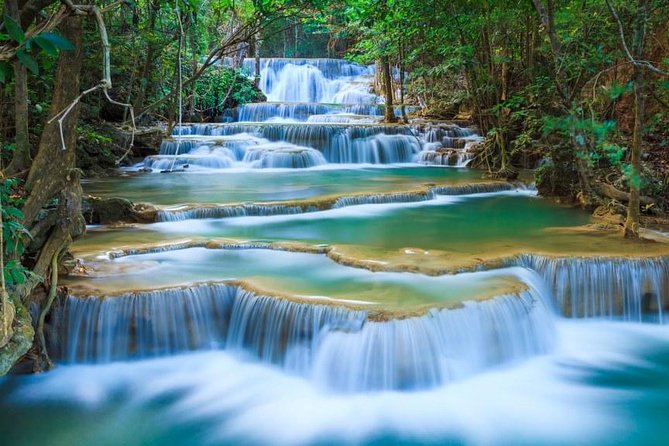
(236, 102, 415, 122)
(241, 144, 327, 168)
(241, 58, 376, 104)
(51, 284, 366, 368)
(161, 124, 424, 166)
(513, 255, 669, 321)
(142, 58, 483, 170)
(312, 291, 554, 392)
(51, 281, 555, 391)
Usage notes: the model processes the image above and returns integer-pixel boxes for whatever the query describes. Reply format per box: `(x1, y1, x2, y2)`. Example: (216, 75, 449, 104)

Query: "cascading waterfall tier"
(156, 203, 318, 221)
(161, 124, 425, 166)
(236, 102, 413, 122)
(151, 136, 327, 169)
(51, 281, 555, 391)
(313, 292, 554, 392)
(142, 58, 484, 169)
(513, 255, 669, 321)
(239, 58, 376, 103)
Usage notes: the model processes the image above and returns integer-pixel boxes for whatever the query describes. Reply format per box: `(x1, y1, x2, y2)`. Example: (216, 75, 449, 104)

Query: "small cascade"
(332, 191, 432, 208)
(431, 182, 519, 195)
(242, 58, 376, 103)
(52, 284, 366, 367)
(306, 113, 381, 124)
(238, 103, 335, 122)
(417, 148, 472, 166)
(159, 135, 261, 155)
(514, 255, 669, 321)
(324, 133, 422, 164)
(415, 124, 481, 167)
(157, 203, 316, 222)
(165, 124, 423, 165)
(313, 291, 554, 392)
(51, 280, 555, 391)
(235, 103, 415, 122)
(242, 144, 327, 168)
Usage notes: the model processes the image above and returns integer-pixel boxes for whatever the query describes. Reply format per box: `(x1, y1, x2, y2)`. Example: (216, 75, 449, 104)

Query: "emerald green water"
(77, 193, 600, 260)
(66, 248, 524, 308)
(84, 167, 482, 205)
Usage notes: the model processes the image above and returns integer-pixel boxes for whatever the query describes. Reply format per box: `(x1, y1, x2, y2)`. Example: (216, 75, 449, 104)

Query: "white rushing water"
(3, 320, 669, 445)
(50, 262, 557, 392)
(136, 58, 481, 170)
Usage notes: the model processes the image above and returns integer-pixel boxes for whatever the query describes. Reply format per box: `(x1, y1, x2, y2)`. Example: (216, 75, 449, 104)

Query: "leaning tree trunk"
(22, 15, 84, 230)
(381, 56, 397, 124)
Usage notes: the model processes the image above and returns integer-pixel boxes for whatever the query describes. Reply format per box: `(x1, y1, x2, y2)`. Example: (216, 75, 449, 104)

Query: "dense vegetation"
(0, 0, 668, 373)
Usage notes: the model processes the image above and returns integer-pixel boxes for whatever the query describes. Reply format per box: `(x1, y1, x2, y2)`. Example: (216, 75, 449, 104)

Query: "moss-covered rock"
(0, 298, 34, 376)
(82, 196, 158, 224)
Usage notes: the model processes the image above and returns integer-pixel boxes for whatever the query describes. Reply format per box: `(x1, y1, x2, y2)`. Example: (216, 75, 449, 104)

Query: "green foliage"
(0, 179, 31, 287)
(191, 67, 264, 120)
(0, 12, 74, 82)
(3, 14, 24, 44)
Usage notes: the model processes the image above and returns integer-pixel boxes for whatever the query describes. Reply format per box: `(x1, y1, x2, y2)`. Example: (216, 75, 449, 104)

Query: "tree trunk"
(624, 68, 643, 238)
(5, 0, 31, 175)
(22, 15, 83, 231)
(623, 0, 648, 239)
(381, 57, 397, 124)
(398, 44, 407, 123)
(132, 1, 159, 113)
(254, 36, 261, 87)
(531, 0, 594, 202)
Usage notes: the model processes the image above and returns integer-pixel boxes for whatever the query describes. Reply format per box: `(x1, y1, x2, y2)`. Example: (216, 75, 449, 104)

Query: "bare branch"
(605, 0, 669, 77)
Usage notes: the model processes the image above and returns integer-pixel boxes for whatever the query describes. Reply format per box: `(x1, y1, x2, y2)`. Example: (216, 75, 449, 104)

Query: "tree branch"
(605, 0, 669, 77)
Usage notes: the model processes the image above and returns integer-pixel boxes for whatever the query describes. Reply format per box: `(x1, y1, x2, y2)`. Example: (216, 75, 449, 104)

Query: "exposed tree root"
(36, 254, 58, 371)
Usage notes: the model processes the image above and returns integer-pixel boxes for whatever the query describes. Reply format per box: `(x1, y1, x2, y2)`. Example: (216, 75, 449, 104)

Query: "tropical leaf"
(16, 49, 38, 75)
(3, 14, 24, 44)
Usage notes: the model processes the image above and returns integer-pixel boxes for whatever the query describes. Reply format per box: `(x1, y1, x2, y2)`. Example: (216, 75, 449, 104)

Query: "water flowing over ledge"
(83, 238, 669, 324)
(235, 102, 415, 122)
(512, 255, 669, 321)
(145, 121, 481, 169)
(50, 282, 554, 392)
(240, 57, 376, 103)
(155, 181, 520, 221)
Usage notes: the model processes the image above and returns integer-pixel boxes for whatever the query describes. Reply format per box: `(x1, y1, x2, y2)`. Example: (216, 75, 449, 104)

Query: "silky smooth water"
(2, 320, 669, 445)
